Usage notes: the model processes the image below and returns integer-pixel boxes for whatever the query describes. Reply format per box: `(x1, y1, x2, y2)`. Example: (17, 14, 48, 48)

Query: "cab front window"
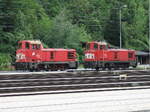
(32, 44, 40, 50)
(25, 42, 30, 49)
(18, 43, 22, 49)
(86, 43, 90, 50)
(100, 45, 107, 50)
(94, 43, 98, 50)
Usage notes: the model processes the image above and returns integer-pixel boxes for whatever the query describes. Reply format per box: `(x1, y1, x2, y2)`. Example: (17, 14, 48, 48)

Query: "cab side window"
(51, 52, 54, 59)
(32, 44, 41, 50)
(25, 42, 30, 49)
(100, 45, 107, 50)
(94, 43, 98, 50)
(128, 52, 133, 58)
(32, 44, 36, 49)
(37, 44, 40, 49)
(100, 45, 103, 50)
(68, 52, 75, 59)
(114, 52, 118, 59)
(18, 43, 22, 49)
(86, 44, 90, 50)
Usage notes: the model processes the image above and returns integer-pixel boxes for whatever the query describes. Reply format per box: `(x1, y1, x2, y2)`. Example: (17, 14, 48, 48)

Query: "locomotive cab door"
(113, 51, 119, 61)
(30, 43, 41, 62)
(99, 45, 108, 61)
(98, 44, 108, 68)
(50, 51, 55, 61)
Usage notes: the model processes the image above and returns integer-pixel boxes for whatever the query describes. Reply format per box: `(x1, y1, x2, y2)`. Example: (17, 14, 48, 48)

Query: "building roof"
(20, 40, 42, 44)
(136, 51, 149, 56)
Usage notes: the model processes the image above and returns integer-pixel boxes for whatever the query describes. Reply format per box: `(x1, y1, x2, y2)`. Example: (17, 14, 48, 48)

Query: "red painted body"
(84, 41, 137, 69)
(15, 40, 78, 70)
(84, 49, 135, 62)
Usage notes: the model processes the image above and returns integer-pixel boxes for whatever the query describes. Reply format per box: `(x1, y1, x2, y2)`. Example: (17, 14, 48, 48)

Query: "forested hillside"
(0, 0, 149, 69)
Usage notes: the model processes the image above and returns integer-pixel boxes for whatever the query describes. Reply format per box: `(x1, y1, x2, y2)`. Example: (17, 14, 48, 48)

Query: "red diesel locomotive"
(83, 41, 137, 70)
(15, 40, 137, 71)
(15, 40, 78, 71)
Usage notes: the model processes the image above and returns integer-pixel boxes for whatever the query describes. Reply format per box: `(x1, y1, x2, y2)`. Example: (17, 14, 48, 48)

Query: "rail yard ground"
(0, 69, 150, 96)
(0, 89, 150, 112)
(0, 69, 150, 111)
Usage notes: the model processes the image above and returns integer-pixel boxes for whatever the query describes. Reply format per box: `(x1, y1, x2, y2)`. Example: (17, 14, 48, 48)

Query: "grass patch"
(0, 53, 14, 71)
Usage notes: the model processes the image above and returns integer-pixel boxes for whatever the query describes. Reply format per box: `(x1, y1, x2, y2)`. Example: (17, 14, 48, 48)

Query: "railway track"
(0, 70, 150, 96)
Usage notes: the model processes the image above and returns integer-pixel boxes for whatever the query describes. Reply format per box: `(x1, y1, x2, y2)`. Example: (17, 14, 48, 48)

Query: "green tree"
(44, 10, 91, 48)
(123, 0, 148, 50)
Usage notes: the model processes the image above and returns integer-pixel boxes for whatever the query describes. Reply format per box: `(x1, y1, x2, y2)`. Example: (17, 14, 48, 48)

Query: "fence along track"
(0, 70, 150, 95)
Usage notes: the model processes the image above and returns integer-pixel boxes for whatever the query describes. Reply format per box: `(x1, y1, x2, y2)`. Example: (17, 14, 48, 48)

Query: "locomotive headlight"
(16, 53, 26, 60)
(85, 53, 95, 59)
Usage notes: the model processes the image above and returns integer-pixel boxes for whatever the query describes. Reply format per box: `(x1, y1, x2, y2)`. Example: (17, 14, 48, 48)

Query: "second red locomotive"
(83, 41, 137, 70)
(15, 40, 78, 71)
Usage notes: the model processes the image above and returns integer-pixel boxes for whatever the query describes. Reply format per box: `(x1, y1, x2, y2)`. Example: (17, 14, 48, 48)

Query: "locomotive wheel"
(96, 67, 99, 71)
(114, 64, 119, 70)
(60, 65, 65, 71)
(133, 65, 137, 68)
(50, 66, 55, 71)
(105, 63, 110, 70)
(51, 65, 58, 71)
(44, 65, 49, 71)
(108, 67, 112, 70)
(29, 68, 34, 72)
(114, 67, 118, 70)
(64, 64, 69, 70)
(123, 64, 129, 69)
(102, 67, 106, 70)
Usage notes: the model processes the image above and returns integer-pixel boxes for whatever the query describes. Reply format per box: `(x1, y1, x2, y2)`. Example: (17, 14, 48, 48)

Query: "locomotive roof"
(90, 41, 108, 45)
(109, 49, 135, 51)
(97, 41, 107, 45)
(42, 48, 76, 51)
(20, 40, 42, 44)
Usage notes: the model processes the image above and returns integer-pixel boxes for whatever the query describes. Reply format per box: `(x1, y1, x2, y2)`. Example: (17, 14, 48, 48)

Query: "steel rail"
(1, 86, 150, 97)
(0, 74, 150, 82)
(0, 74, 150, 88)
(0, 70, 149, 95)
(1, 80, 150, 90)
(0, 69, 149, 75)
(0, 78, 150, 87)
(0, 71, 149, 79)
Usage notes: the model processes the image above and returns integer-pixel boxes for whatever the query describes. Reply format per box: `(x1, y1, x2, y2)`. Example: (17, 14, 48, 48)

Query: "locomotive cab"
(15, 40, 78, 71)
(84, 41, 108, 60)
(84, 41, 108, 69)
(15, 40, 43, 70)
(16, 40, 43, 62)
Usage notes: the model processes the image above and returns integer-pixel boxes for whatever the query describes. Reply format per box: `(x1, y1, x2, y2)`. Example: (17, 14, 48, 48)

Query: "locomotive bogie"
(15, 61, 78, 71)
(84, 61, 137, 70)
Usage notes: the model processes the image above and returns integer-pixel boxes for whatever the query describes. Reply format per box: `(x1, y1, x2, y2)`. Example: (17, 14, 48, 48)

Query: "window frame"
(50, 52, 54, 59)
(86, 44, 90, 50)
(68, 52, 75, 59)
(128, 52, 133, 58)
(25, 42, 30, 49)
(18, 43, 22, 49)
(94, 43, 98, 50)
